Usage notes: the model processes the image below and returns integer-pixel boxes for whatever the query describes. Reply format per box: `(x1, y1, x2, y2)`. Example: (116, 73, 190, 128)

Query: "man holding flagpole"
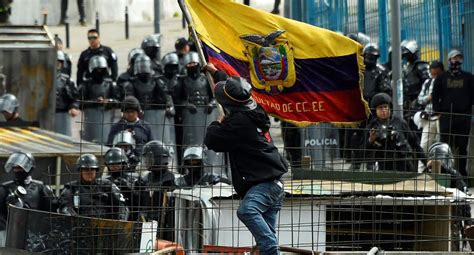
(181, 0, 369, 252)
(204, 63, 288, 254)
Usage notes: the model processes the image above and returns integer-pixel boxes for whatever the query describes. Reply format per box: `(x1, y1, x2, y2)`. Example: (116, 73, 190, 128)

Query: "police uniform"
(60, 179, 129, 220)
(76, 45, 118, 85)
(55, 73, 79, 136)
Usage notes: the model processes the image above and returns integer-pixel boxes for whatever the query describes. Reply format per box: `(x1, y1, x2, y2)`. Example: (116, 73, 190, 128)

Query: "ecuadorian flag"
(186, 0, 369, 126)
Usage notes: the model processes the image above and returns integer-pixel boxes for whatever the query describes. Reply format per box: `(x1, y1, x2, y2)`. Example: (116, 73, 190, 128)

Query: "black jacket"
(204, 106, 288, 197)
(77, 45, 118, 85)
(432, 70, 474, 115)
(365, 116, 427, 171)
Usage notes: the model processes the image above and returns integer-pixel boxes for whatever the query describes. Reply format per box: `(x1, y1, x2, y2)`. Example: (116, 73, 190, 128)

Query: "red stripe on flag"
(252, 89, 368, 123)
(208, 56, 241, 77)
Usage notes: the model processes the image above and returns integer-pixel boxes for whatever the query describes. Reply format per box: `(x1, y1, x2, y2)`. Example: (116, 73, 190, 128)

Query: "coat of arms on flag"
(240, 30, 296, 95)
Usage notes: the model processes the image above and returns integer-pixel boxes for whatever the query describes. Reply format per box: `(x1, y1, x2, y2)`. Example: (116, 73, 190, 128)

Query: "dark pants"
(439, 115, 471, 178)
(243, 0, 250, 5)
(61, 0, 86, 22)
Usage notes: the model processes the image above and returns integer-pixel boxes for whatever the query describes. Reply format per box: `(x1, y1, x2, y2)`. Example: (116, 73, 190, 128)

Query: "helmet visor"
(142, 152, 170, 169)
(5, 153, 33, 173)
(0, 98, 16, 113)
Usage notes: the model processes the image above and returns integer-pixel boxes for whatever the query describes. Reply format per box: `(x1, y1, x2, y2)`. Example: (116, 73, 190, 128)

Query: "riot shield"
(54, 112, 71, 136)
(5, 206, 142, 254)
(181, 106, 217, 146)
(143, 109, 178, 170)
(300, 123, 340, 170)
(82, 108, 114, 145)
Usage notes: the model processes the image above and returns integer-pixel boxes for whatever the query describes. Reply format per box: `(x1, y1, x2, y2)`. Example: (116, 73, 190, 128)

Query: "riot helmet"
(105, 147, 128, 166)
(347, 32, 371, 46)
(401, 40, 419, 62)
(182, 146, 204, 174)
(363, 43, 380, 69)
(57, 50, 66, 70)
(5, 151, 35, 174)
(134, 55, 154, 81)
(104, 148, 129, 177)
(183, 52, 201, 78)
(428, 142, 454, 171)
(141, 34, 161, 60)
(447, 49, 463, 74)
(215, 76, 257, 112)
(88, 55, 109, 81)
(57, 50, 66, 62)
(128, 48, 145, 66)
(76, 154, 99, 171)
(113, 130, 136, 148)
(113, 130, 136, 157)
(141, 140, 170, 171)
(5, 151, 35, 182)
(162, 52, 179, 76)
(0, 93, 19, 114)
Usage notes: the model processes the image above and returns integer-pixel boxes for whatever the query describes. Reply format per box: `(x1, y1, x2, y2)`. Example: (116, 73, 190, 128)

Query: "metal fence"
(287, 0, 474, 72)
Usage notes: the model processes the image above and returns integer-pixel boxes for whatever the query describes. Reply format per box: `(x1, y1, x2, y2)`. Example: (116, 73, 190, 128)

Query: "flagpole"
(177, 0, 214, 89)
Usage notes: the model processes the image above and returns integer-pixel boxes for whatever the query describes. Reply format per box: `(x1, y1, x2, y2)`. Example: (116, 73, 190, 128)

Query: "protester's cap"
(448, 49, 463, 59)
(122, 96, 141, 112)
(214, 77, 257, 111)
(175, 37, 188, 51)
(370, 92, 392, 109)
(429, 60, 444, 70)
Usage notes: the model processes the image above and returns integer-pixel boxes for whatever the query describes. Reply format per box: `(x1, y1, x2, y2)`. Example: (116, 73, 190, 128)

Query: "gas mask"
(186, 64, 200, 79)
(91, 69, 107, 82)
(14, 170, 29, 182)
(137, 73, 151, 82)
(364, 55, 378, 69)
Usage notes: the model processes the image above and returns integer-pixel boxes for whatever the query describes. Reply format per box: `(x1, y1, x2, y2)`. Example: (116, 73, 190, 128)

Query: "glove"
(187, 103, 197, 114)
(166, 106, 176, 117)
(206, 101, 217, 114)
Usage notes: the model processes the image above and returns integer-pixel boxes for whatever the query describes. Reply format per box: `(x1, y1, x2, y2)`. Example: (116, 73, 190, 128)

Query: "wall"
(9, 0, 181, 25)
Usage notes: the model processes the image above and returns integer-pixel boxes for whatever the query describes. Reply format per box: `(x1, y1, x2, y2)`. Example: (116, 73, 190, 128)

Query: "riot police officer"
(348, 44, 391, 170)
(0, 152, 57, 228)
(54, 37, 73, 76)
(117, 48, 145, 101)
(124, 55, 173, 113)
(365, 93, 427, 171)
(141, 34, 162, 74)
(180, 52, 217, 146)
(112, 130, 140, 169)
(401, 40, 430, 122)
(55, 51, 79, 136)
(362, 43, 391, 102)
(0, 93, 22, 124)
(59, 154, 129, 220)
(77, 29, 118, 85)
(78, 55, 119, 144)
(175, 146, 230, 188)
(107, 96, 153, 158)
(134, 140, 175, 237)
(103, 148, 137, 211)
